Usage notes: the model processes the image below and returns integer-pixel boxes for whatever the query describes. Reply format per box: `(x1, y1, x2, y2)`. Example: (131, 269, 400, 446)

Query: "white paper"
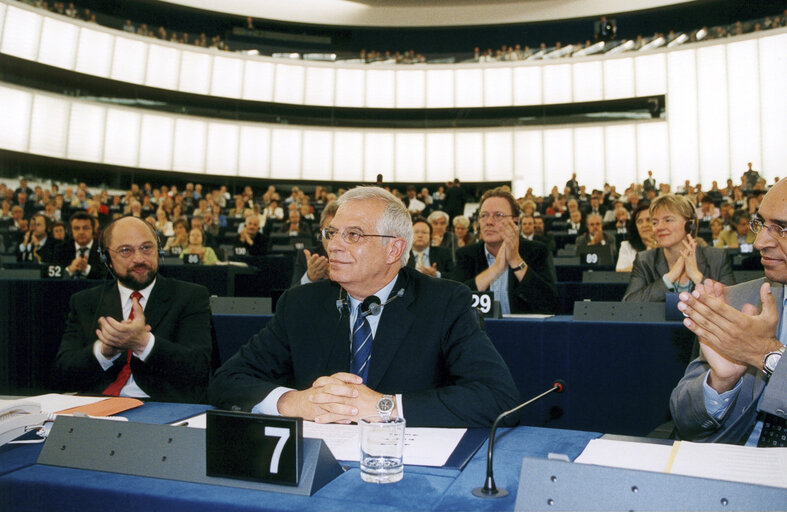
(0, 394, 107, 415)
(669, 441, 787, 489)
(575, 438, 673, 473)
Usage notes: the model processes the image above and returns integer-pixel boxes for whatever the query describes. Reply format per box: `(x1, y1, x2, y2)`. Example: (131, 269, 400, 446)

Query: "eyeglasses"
(108, 243, 157, 259)
(320, 227, 396, 244)
(749, 218, 787, 239)
(479, 212, 517, 222)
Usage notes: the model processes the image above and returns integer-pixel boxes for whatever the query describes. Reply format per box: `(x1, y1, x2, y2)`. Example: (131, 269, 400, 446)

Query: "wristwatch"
(512, 260, 527, 272)
(377, 395, 395, 422)
(763, 345, 785, 377)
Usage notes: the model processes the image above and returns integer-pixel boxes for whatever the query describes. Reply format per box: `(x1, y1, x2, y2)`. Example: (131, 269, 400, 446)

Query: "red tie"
(102, 291, 142, 396)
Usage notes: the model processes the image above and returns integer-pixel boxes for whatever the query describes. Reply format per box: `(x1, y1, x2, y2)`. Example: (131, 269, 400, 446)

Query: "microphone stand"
(472, 380, 566, 498)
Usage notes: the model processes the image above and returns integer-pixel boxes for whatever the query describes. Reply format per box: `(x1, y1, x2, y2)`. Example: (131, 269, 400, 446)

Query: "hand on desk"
(96, 297, 152, 357)
(277, 372, 394, 424)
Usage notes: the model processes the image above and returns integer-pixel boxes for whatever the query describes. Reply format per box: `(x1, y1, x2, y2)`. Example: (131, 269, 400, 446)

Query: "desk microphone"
(472, 379, 566, 499)
(361, 288, 404, 317)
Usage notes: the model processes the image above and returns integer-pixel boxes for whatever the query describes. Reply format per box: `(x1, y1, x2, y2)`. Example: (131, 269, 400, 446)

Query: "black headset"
(684, 208, 698, 235)
(97, 215, 165, 272)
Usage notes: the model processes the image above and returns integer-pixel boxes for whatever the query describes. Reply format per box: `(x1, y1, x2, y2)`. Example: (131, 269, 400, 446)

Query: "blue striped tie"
(351, 304, 373, 382)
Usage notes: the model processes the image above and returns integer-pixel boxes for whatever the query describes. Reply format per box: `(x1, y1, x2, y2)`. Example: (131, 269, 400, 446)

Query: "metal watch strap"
(763, 345, 785, 376)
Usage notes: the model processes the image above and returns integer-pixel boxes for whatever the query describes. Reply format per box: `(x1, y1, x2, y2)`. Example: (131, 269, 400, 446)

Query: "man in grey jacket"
(671, 179, 787, 445)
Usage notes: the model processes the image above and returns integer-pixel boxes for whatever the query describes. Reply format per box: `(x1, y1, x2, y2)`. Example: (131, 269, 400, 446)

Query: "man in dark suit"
(210, 187, 519, 427)
(452, 187, 558, 314)
(408, 217, 454, 278)
(16, 213, 57, 263)
(521, 214, 554, 254)
(574, 214, 618, 263)
(55, 216, 212, 403)
(290, 201, 338, 287)
(643, 170, 657, 193)
(53, 211, 105, 279)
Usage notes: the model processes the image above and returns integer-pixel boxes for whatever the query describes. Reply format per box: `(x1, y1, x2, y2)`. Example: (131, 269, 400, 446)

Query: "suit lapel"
(322, 284, 351, 373)
(143, 276, 172, 331)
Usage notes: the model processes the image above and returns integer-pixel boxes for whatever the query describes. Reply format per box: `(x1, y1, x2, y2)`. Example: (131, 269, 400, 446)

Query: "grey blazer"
(669, 278, 787, 443)
(622, 246, 735, 302)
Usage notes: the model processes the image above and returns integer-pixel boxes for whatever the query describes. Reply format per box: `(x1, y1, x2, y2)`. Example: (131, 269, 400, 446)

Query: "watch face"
(377, 397, 394, 414)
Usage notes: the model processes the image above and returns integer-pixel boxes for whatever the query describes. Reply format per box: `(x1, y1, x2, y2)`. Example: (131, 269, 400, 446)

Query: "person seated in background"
(181, 227, 218, 265)
(154, 208, 173, 238)
(275, 210, 312, 239)
(613, 207, 630, 234)
(616, 203, 657, 272)
(409, 217, 454, 278)
(291, 201, 338, 287)
(575, 213, 617, 262)
(623, 194, 735, 302)
(708, 217, 724, 247)
(566, 209, 584, 235)
(229, 195, 251, 219)
(698, 196, 720, 221)
(452, 215, 476, 248)
(53, 211, 105, 279)
(163, 219, 189, 255)
(520, 213, 553, 252)
(235, 213, 268, 257)
(453, 187, 558, 314)
(428, 210, 458, 261)
(263, 195, 284, 221)
(51, 221, 66, 242)
(715, 210, 756, 249)
(16, 213, 56, 264)
(55, 216, 212, 403)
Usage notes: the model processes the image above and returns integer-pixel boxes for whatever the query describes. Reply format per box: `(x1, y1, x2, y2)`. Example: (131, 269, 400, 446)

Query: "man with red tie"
(55, 216, 213, 403)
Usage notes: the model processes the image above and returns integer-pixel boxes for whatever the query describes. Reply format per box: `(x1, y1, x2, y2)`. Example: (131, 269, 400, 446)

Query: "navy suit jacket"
(55, 275, 213, 403)
(209, 266, 520, 427)
(53, 239, 106, 279)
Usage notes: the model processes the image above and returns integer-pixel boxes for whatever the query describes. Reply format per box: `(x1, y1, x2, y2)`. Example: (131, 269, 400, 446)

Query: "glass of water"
(359, 416, 405, 483)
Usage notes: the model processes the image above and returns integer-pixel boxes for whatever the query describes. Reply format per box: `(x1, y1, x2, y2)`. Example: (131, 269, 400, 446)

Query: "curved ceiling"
(155, 0, 697, 28)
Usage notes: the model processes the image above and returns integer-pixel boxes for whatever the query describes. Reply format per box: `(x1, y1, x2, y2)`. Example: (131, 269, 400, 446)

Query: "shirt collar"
(117, 278, 157, 309)
(75, 239, 94, 251)
(347, 274, 399, 312)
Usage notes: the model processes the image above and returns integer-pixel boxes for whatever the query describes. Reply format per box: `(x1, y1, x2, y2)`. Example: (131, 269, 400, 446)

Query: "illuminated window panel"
(666, 50, 699, 184)
(455, 132, 483, 181)
(0, 85, 32, 152)
(0, 3, 6, 41)
(759, 33, 787, 178)
(542, 64, 572, 104)
(111, 37, 147, 84)
(363, 132, 394, 182)
(426, 132, 454, 183)
(696, 45, 730, 182)
(513, 66, 542, 106)
(238, 125, 271, 178)
(634, 53, 667, 97)
(75, 27, 113, 78)
(366, 69, 396, 108)
(543, 128, 573, 187)
(273, 64, 305, 105)
(572, 61, 603, 103)
(38, 16, 77, 70)
(173, 118, 207, 173)
(304, 66, 335, 106)
(396, 70, 425, 109)
(572, 126, 604, 190)
(29, 94, 69, 158)
(302, 129, 333, 181)
(603, 57, 635, 100)
(242, 60, 275, 102)
(394, 132, 425, 182)
(104, 108, 141, 167)
(426, 69, 454, 108)
(179, 50, 212, 95)
(455, 69, 482, 108)
(333, 131, 363, 182)
(636, 122, 669, 180)
(145, 44, 180, 91)
(484, 131, 513, 180)
(335, 68, 366, 107)
(513, 130, 544, 196)
(1, 6, 41, 61)
(139, 114, 175, 171)
(726, 40, 761, 177)
(483, 67, 512, 107)
(67, 102, 105, 162)
(270, 128, 302, 179)
(210, 56, 243, 99)
(206, 122, 239, 176)
(604, 124, 636, 186)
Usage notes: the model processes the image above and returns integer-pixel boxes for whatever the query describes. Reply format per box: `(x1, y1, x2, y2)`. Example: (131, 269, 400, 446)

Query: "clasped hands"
(96, 297, 151, 358)
(667, 235, 703, 285)
(677, 279, 782, 392)
(277, 372, 391, 424)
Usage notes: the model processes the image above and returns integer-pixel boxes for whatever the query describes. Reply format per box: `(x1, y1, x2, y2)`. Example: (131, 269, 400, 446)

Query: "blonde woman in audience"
(181, 228, 218, 265)
(155, 208, 174, 237)
(708, 217, 724, 247)
(163, 218, 189, 255)
(453, 215, 476, 248)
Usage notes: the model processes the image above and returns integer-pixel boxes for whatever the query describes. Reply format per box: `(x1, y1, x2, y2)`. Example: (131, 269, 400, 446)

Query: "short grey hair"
(427, 210, 448, 224)
(452, 215, 470, 228)
(335, 186, 413, 265)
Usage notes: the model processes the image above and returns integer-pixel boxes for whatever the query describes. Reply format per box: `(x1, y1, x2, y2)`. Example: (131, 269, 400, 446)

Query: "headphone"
(335, 287, 405, 317)
(97, 215, 165, 272)
(684, 209, 698, 235)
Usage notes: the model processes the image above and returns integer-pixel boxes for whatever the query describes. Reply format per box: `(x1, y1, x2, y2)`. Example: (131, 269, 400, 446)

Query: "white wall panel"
(603, 57, 635, 99)
(333, 131, 363, 182)
(304, 67, 335, 106)
(104, 109, 140, 167)
(273, 64, 305, 105)
(394, 133, 425, 182)
(636, 122, 669, 180)
(29, 94, 68, 157)
(238, 125, 271, 178)
(363, 132, 394, 182)
(513, 66, 542, 105)
(0, 86, 32, 152)
(634, 53, 667, 96)
(366, 69, 395, 108)
(139, 114, 174, 170)
(759, 33, 787, 180)
(67, 102, 105, 162)
(455, 132, 483, 181)
(513, 130, 543, 198)
(75, 27, 113, 77)
(455, 69, 482, 108)
(544, 128, 573, 186)
(179, 50, 211, 95)
(0, 4, 6, 43)
(111, 37, 147, 84)
(542, 64, 572, 104)
(302, 130, 333, 180)
(242, 60, 275, 102)
(172, 118, 206, 173)
(666, 49, 699, 185)
(270, 128, 302, 178)
(425, 132, 454, 182)
(696, 45, 729, 184)
(604, 124, 637, 186)
(1, 6, 40, 61)
(396, 70, 425, 108)
(145, 44, 180, 90)
(210, 55, 244, 99)
(484, 131, 513, 180)
(726, 40, 760, 180)
(335, 68, 365, 107)
(426, 69, 454, 108)
(38, 17, 77, 69)
(206, 122, 239, 176)
(572, 61, 603, 103)
(573, 126, 604, 189)
(483, 67, 512, 107)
